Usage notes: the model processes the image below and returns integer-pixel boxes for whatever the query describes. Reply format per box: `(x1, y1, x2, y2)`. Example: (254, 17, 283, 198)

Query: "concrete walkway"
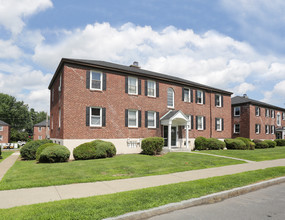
(0, 157, 285, 209)
(0, 152, 20, 181)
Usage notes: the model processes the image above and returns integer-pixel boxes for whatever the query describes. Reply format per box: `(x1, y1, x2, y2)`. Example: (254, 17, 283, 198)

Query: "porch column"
(168, 121, 172, 150)
(186, 122, 189, 150)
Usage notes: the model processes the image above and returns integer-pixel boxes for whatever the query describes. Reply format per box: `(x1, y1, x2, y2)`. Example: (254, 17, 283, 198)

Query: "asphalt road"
(149, 182, 285, 220)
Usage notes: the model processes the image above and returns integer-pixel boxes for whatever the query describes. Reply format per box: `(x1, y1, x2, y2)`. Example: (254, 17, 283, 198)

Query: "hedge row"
(194, 137, 225, 150)
(274, 139, 285, 146)
(20, 139, 53, 160)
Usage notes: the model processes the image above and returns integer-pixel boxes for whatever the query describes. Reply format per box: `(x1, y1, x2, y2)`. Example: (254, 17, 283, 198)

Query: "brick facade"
(49, 59, 232, 153)
(232, 96, 285, 140)
(33, 120, 50, 140)
(0, 121, 10, 144)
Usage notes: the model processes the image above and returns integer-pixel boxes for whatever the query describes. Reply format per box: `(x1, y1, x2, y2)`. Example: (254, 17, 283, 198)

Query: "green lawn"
(204, 147, 285, 161)
(0, 167, 284, 220)
(0, 151, 13, 162)
(0, 152, 244, 190)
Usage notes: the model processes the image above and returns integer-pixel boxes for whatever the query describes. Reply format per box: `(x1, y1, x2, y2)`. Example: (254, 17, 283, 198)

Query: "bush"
(263, 140, 276, 148)
(0, 147, 2, 159)
(253, 139, 262, 144)
(39, 145, 70, 163)
(274, 139, 285, 146)
(141, 137, 164, 155)
(206, 138, 225, 150)
(235, 137, 255, 150)
(73, 140, 117, 160)
(255, 141, 269, 149)
(224, 139, 247, 150)
(36, 143, 58, 161)
(20, 139, 52, 160)
(194, 137, 208, 150)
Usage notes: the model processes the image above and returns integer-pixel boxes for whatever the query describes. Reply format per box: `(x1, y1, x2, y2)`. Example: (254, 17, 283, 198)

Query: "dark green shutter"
(195, 90, 198, 103)
(203, 91, 205, 104)
(156, 82, 159, 97)
(125, 77, 128, 93)
(196, 116, 198, 129)
(138, 79, 141, 95)
(103, 73, 106, 91)
(215, 118, 217, 130)
(190, 89, 193, 102)
(102, 108, 106, 127)
(215, 95, 218, 106)
(86, 107, 90, 126)
(221, 96, 224, 107)
(203, 116, 206, 130)
(125, 109, 128, 127)
(222, 118, 224, 131)
(86, 71, 90, 89)
(182, 88, 184, 101)
(191, 115, 194, 129)
(145, 111, 148, 127)
(156, 112, 159, 128)
(138, 110, 141, 127)
(145, 80, 148, 96)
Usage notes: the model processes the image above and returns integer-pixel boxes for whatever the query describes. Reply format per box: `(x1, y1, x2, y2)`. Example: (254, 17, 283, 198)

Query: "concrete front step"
(162, 148, 192, 153)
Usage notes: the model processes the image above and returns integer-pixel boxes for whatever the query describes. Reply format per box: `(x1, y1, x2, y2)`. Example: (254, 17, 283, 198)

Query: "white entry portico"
(160, 110, 190, 150)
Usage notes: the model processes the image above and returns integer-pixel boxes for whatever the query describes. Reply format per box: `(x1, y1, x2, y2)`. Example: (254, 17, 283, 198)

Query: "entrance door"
(276, 132, 282, 139)
(163, 126, 177, 147)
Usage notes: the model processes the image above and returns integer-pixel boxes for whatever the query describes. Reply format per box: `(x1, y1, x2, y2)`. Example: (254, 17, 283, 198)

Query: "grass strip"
(0, 166, 284, 220)
(0, 153, 244, 190)
(205, 147, 285, 161)
(0, 151, 13, 163)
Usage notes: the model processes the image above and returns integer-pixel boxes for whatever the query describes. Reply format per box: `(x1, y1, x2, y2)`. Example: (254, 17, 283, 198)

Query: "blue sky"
(1, 0, 285, 112)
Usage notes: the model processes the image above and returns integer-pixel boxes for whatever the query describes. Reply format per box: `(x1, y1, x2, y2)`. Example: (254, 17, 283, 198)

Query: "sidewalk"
(0, 157, 285, 209)
(0, 152, 20, 181)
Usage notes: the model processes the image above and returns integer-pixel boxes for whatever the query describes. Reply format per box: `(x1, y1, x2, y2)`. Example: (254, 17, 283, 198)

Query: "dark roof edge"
(48, 58, 233, 95)
(0, 120, 10, 126)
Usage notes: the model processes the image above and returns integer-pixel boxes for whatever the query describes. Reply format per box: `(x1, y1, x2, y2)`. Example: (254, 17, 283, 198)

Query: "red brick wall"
(50, 64, 232, 140)
(0, 125, 10, 143)
(33, 126, 49, 140)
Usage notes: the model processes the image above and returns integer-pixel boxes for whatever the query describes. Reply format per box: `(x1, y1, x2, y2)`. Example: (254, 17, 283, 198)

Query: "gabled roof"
(34, 120, 50, 127)
(48, 58, 233, 95)
(0, 120, 10, 126)
(232, 96, 285, 111)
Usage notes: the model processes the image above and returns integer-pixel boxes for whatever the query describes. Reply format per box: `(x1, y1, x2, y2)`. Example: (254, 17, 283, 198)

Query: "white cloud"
(0, 39, 22, 59)
(232, 82, 255, 95)
(0, 0, 53, 35)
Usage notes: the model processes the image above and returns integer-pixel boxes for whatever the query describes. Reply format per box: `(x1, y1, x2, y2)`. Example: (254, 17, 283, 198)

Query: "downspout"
(210, 90, 212, 138)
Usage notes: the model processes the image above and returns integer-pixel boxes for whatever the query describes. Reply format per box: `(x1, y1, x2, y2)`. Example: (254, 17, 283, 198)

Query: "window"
(0, 126, 3, 131)
(167, 88, 174, 108)
(266, 109, 270, 117)
(196, 90, 203, 104)
(277, 113, 281, 126)
(197, 116, 204, 130)
(147, 111, 156, 128)
(234, 124, 240, 133)
(255, 124, 260, 134)
(271, 110, 274, 118)
(255, 107, 260, 116)
(90, 71, 102, 90)
(128, 110, 138, 127)
(271, 125, 275, 134)
(38, 136, 42, 140)
(283, 112, 285, 120)
(265, 125, 269, 134)
(38, 127, 42, 132)
(215, 118, 223, 131)
(90, 107, 102, 127)
(234, 106, 240, 116)
(128, 77, 138, 95)
(0, 135, 2, 141)
(59, 74, 62, 92)
(58, 108, 61, 128)
(183, 88, 191, 102)
(51, 114, 53, 130)
(147, 80, 156, 97)
(215, 94, 222, 107)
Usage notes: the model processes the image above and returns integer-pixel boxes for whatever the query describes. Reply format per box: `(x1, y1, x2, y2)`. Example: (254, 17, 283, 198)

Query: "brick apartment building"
(33, 120, 50, 140)
(48, 58, 232, 154)
(232, 95, 285, 140)
(0, 120, 10, 144)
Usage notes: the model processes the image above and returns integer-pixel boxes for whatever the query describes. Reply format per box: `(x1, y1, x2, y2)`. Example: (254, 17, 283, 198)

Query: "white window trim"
(90, 70, 103, 91)
(216, 118, 222, 131)
(255, 124, 260, 134)
(128, 76, 138, 95)
(0, 126, 3, 131)
(256, 107, 260, 116)
(147, 80, 156, 97)
(0, 135, 3, 141)
(265, 125, 269, 134)
(184, 88, 191, 102)
(128, 109, 138, 128)
(167, 88, 175, 108)
(58, 108, 61, 128)
(38, 127, 42, 132)
(59, 74, 62, 92)
(90, 107, 102, 127)
(266, 109, 270, 117)
(38, 136, 42, 140)
(271, 125, 275, 134)
(51, 114, 53, 130)
(197, 116, 204, 130)
(283, 112, 285, 120)
(147, 111, 156, 128)
(234, 124, 240, 134)
(215, 94, 222, 107)
(271, 110, 275, 118)
(234, 106, 240, 116)
(277, 112, 281, 126)
(197, 90, 203, 104)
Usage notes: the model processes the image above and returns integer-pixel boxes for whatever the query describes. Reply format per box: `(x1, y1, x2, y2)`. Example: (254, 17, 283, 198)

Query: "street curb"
(105, 176, 285, 220)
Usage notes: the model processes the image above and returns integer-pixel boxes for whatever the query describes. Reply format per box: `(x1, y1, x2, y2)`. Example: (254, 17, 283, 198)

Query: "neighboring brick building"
(33, 120, 50, 140)
(232, 95, 285, 140)
(48, 58, 232, 154)
(0, 120, 10, 143)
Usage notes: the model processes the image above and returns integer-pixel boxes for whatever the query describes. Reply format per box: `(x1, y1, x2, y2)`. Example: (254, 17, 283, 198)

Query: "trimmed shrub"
(0, 147, 2, 159)
(224, 139, 247, 150)
(263, 140, 276, 148)
(235, 137, 255, 150)
(274, 139, 285, 146)
(36, 143, 58, 161)
(20, 139, 52, 160)
(194, 137, 208, 150)
(73, 140, 117, 160)
(253, 139, 262, 144)
(141, 137, 164, 155)
(39, 145, 70, 163)
(255, 141, 269, 149)
(206, 138, 225, 150)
